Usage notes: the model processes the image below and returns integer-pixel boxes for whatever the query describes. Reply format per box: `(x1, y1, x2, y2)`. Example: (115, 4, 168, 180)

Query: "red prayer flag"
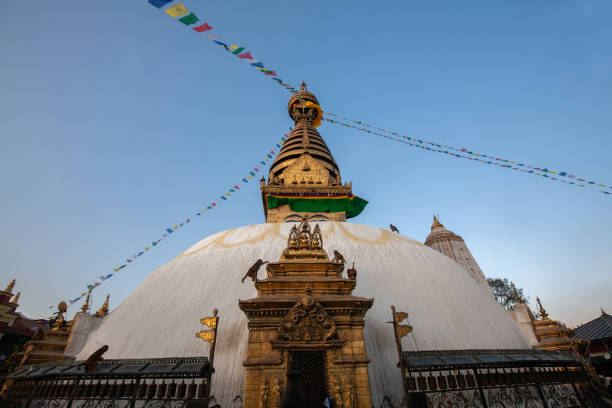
(193, 22, 213, 32)
(265, 71, 276, 76)
(238, 51, 253, 59)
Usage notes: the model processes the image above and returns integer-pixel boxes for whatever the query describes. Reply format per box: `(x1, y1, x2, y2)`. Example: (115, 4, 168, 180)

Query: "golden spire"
(510, 282, 523, 303)
(536, 297, 549, 320)
(81, 290, 92, 313)
(4, 279, 15, 294)
(95, 294, 110, 317)
(431, 215, 444, 230)
(10, 292, 20, 304)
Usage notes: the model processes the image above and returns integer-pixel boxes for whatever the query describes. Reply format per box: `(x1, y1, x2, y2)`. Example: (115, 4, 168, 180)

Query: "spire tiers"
(261, 83, 364, 223)
(4, 279, 16, 294)
(81, 291, 92, 314)
(95, 294, 110, 317)
(532, 296, 576, 351)
(424, 216, 491, 292)
(10, 292, 20, 304)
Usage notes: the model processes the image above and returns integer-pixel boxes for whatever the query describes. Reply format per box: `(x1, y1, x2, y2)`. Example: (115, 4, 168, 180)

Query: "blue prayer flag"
(166, 228, 173, 234)
(148, 0, 173, 8)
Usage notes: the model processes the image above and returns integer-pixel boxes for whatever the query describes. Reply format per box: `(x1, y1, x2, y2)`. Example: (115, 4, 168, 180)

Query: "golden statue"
(332, 377, 343, 407)
(271, 378, 283, 408)
(343, 377, 355, 408)
(259, 379, 269, 408)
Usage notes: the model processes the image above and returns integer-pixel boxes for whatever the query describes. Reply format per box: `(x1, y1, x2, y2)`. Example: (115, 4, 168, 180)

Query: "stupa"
(71, 84, 530, 407)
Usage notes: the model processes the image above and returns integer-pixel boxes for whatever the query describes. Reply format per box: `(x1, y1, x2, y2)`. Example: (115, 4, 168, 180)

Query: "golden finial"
(95, 294, 110, 317)
(81, 290, 92, 313)
(431, 215, 444, 230)
(4, 279, 15, 294)
(10, 292, 20, 304)
(536, 297, 549, 320)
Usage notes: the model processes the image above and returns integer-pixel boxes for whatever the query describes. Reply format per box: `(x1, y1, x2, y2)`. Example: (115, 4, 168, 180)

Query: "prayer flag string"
(59, 133, 288, 310)
(146, 1, 610, 198)
(323, 117, 611, 196)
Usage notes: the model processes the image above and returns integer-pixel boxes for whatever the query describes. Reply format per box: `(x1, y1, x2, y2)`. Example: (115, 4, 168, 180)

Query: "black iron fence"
(402, 349, 600, 408)
(2, 356, 211, 408)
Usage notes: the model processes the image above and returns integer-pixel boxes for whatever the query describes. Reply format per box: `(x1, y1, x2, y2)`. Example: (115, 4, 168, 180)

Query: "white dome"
(76, 222, 528, 406)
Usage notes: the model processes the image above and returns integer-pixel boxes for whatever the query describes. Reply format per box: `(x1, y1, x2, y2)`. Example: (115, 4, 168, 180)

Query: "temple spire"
(431, 215, 444, 230)
(261, 83, 366, 223)
(4, 279, 15, 294)
(510, 282, 523, 303)
(95, 294, 110, 317)
(10, 292, 20, 304)
(536, 297, 549, 320)
(81, 290, 92, 313)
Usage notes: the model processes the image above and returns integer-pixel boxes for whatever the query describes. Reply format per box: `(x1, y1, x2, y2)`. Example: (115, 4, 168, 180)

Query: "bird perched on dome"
(390, 224, 399, 233)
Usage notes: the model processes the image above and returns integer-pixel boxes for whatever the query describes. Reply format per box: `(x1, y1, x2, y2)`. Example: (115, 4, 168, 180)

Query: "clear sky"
(0, 0, 610, 328)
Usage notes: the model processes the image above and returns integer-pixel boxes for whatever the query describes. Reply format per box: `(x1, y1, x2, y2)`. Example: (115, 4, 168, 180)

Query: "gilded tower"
(261, 82, 367, 223)
(239, 219, 374, 408)
(424, 216, 491, 292)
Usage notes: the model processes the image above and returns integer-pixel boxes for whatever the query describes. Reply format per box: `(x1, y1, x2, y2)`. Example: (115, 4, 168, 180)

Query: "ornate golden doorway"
(290, 350, 328, 408)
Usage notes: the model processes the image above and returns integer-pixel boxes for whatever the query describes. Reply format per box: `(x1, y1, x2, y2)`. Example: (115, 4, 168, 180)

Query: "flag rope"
(323, 117, 611, 196)
(147, 1, 611, 197)
(56, 133, 288, 311)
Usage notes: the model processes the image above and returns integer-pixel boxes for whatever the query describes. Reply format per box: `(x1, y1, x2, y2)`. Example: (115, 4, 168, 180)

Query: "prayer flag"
(207, 205, 212, 209)
(87, 285, 95, 291)
(193, 22, 213, 32)
(265, 71, 276, 76)
(250, 172, 255, 176)
(166, 228, 173, 234)
(126, 259, 133, 263)
(213, 41, 229, 51)
(148, 0, 173, 8)
(242, 178, 248, 183)
(94, 282, 101, 287)
(137, 251, 144, 256)
(165, 3, 189, 18)
(238, 52, 253, 59)
(179, 12, 199, 25)
(145, 247, 150, 251)
(186, 218, 190, 223)
(220, 196, 227, 200)
(250, 61, 264, 68)
(206, 34, 220, 41)
(173, 225, 178, 230)
(234, 185, 240, 189)
(231, 46, 245, 55)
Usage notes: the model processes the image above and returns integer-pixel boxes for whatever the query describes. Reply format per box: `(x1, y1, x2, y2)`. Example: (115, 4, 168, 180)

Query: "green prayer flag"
(232, 47, 245, 55)
(179, 12, 199, 25)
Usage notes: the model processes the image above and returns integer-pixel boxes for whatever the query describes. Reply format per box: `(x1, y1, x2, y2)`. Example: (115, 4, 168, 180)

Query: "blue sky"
(0, 0, 610, 327)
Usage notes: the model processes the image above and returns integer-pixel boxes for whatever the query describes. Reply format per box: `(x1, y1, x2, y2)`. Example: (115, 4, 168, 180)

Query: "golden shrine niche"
(239, 219, 373, 408)
(279, 153, 329, 186)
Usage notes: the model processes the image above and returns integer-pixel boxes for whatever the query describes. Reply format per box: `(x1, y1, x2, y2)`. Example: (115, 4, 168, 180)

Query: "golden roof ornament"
(51, 301, 68, 331)
(510, 282, 523, 303)
(10, 292, 20, 304)
(95, 294, 110, 317)
(4, 279, 15, 294)
(536, 297, 549, 320)
(431, 215, 444, 230)
(81, 290, 92, 313)
(281, 218, 328, 261)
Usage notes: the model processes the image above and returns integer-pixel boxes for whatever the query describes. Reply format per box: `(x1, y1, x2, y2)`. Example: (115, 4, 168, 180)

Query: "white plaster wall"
(76, 222, 528, 407)
(508, 304, 539, 347)
(65, 312, 104, 357)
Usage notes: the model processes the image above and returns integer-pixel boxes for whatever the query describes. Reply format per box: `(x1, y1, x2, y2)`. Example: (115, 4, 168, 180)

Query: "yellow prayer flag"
(173, 225, 178, 230)
(144, 247, 150, 251)
(393, 311, 409, 323)
(196, 329, 215, 343)
(200, 316, 217, 328)
(165, 3, 188, 18)
(229, 45, 239, 51)
(396, 324, 413, 339)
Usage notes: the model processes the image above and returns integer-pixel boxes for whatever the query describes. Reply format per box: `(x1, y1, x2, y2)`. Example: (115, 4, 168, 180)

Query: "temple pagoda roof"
(574, 309, 612, 341)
